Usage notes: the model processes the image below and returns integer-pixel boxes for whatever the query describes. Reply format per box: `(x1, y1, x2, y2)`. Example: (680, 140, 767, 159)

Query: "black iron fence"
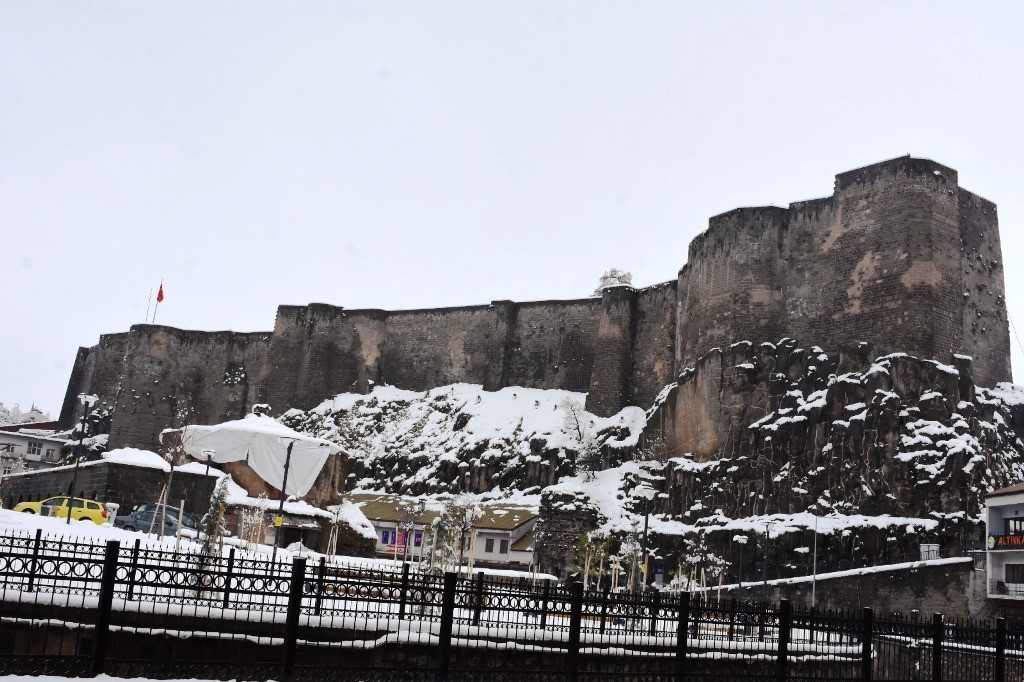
(0, 529, 1021, 681)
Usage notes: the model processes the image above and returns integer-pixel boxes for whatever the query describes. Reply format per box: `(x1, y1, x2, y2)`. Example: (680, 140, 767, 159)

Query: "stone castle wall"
(60, 157, 1010, 451)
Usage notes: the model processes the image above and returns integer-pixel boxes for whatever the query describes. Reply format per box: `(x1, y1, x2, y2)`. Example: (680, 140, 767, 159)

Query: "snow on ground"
(0, 677, 232, 682)
(704, 557, 972, 592)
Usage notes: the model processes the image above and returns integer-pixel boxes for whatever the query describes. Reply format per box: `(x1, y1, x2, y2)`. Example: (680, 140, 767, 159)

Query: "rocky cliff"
(534, 340, 1024, 577)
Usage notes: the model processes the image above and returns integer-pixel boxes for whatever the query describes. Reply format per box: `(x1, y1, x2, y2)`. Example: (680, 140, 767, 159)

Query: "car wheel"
(22, 509, 35, 514)
(126, 525, 137, 532)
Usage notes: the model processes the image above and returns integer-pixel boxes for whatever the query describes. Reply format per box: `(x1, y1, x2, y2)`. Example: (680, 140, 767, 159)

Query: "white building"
(0, 430, 66, 475)
(985, 482, 1024, 599)
(350, 493, 538, 569)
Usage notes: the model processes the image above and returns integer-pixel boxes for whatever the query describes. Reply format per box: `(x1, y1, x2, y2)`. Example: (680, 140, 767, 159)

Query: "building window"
(27, 442, 42, 456)
(414, 532, 422, 547)
(381, 531, 391, 544)
(2, 465, 11, 476)
(1006, 518, 1024, 535)
(500, 539, 509, 554)
(45, 448, 55, 460)
(485, 538, 494, 553)
(1007, 564, 1024, 584)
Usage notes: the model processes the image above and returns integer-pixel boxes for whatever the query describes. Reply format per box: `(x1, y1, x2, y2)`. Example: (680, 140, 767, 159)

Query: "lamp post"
(65, 394, 98, 525)
(811, 515, 819, 608)
(636, 486, 658, 591)
(735, 535, 748, 587)
(762, 521, 773, 604)
(271, 439, 296, 563)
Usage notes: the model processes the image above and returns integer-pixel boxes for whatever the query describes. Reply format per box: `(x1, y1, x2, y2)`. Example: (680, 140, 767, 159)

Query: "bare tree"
(561, 397, 601, 480)
(239, 493, 271, 548)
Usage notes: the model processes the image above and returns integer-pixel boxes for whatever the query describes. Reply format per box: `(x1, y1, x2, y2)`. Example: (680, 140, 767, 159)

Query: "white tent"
(180, 414, 341, 497)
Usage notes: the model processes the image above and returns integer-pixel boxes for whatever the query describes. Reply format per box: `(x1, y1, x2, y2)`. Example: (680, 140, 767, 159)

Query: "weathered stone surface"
(714, 559, 989, 619)
(60, 157, 1011, 462)
(646, 342, 1024, 524)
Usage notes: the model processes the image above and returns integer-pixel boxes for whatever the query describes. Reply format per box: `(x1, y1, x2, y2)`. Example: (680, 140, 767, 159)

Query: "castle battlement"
(61, 157, 1010, 451)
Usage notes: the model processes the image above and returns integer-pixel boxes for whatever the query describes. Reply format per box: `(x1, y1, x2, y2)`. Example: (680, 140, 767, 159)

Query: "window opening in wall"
(1007, 564, 1024, 584)
(485, 538, 494, 553)
(500, 539, 508, 554)
(27, 442, 41, 456)
(1006, 518, 1024, 535)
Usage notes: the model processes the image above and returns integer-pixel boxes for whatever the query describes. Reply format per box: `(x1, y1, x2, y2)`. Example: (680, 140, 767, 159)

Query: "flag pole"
(152, 280, 164, 323)
(144, 288, 152, 323)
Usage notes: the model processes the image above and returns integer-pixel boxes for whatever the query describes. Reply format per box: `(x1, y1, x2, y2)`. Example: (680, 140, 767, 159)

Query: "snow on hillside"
(282, 384, 647, 496)
(544, 460, 941, 540)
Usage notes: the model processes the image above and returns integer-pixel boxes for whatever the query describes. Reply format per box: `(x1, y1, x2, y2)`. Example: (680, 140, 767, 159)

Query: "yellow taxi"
(13, 496, 109, 524)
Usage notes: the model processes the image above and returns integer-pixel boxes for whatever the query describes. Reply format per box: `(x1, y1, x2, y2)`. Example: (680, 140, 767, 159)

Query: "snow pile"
(328, 499, 377, 541)
(282, 383, 646, 495)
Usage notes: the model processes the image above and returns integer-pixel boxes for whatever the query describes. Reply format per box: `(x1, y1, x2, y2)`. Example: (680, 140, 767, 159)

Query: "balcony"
(989, 579, 1024, 599)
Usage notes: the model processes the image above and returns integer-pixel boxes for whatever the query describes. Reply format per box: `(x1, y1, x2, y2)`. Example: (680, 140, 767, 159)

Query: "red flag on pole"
(156, 282, 164, 303)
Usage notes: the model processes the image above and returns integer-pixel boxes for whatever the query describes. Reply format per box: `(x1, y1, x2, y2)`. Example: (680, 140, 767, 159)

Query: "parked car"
(129, 503, 201, 530)
(13, 496, 109, 524)
(115, 507, 198, 537)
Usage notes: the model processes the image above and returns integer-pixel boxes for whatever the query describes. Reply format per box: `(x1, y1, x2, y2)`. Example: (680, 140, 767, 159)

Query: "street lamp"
(65, 394, 98, 525)
(735, 535, 748, 587)
(636, 485, 658, 591)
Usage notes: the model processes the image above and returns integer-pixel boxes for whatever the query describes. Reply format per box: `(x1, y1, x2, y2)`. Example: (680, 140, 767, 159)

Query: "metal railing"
(989, 579, 1024, 599)
(0, 529, 1021, 681)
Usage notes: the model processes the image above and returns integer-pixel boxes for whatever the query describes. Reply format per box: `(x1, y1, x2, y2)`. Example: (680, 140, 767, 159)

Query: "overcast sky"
(3, 2, 1024, 415)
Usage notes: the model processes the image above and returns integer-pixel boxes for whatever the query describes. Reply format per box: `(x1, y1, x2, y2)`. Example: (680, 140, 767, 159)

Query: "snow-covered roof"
(986, 481, 1024, 500)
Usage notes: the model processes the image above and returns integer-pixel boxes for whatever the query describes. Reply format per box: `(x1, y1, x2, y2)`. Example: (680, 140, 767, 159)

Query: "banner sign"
(988, 534, 1024, 549)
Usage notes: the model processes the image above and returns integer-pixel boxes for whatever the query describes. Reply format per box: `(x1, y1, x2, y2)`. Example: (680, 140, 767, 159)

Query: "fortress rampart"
(60, 157, 1010, 450)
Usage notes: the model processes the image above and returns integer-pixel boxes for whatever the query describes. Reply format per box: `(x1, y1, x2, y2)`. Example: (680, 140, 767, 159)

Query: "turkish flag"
(156, 283, 164, 303)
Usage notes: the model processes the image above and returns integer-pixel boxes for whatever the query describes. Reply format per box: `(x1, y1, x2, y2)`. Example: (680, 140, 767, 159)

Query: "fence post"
(861, 607, 873, 681)
(280, 558, 306, 682)
(472, 571, 485, 626)
(675, 591, 690, 681)
(223, 548, 236, 610)
(599, 585, 610, 634)
(649, 588, 661, 637)
(26, 528, 42, 593)
(540, 579, 551, 630)
(398, 562, 410, 621)
(91, 540, 119, 676)
(437, 572, 457, 682)
(776, 599, 791, 682)
(125, 538, 140, 601)
(931, 612, 942, 682)
(995, 617, 1005, 682)
(566, 582, 584, 682)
